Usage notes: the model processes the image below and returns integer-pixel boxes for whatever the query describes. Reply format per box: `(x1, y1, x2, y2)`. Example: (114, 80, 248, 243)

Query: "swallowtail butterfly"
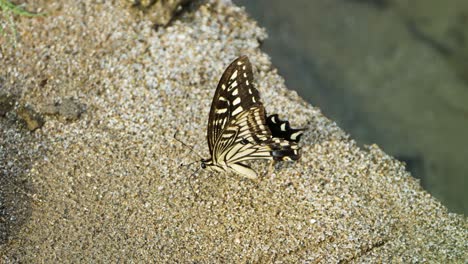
(201, 56, 304, 179)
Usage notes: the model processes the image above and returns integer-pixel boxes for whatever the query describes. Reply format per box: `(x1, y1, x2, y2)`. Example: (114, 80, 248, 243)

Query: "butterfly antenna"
(173, 131, 204, 163)
(173, 131, 202, 197)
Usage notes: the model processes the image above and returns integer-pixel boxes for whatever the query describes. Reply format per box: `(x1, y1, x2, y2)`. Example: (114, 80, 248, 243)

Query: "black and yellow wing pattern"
(201, 56, 304, 178)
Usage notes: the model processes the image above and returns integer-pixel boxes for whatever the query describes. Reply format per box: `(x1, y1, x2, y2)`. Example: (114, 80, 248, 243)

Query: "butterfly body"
(201, 56, 304, 179)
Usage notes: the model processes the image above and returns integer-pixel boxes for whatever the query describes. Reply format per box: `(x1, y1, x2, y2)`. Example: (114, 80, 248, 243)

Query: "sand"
(0, 0, 466, 262)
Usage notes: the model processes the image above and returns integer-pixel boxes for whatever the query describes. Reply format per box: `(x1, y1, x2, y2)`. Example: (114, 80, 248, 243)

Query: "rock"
(42, 98, 85, 121)
(16, 105, 45, 131)
(0, 93, 16, 117)
(131, 0, 194, 26)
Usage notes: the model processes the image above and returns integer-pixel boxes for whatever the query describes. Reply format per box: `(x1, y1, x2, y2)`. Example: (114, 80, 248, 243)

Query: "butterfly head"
(200, 158, 211, 170)
(200, 158, 225, 173)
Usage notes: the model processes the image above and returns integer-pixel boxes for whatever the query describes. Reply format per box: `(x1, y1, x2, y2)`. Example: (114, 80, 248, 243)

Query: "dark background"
(234, 0, 468, 214)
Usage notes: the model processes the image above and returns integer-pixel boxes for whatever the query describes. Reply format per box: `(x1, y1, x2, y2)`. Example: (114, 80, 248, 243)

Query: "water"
(234, 0, 468, 214)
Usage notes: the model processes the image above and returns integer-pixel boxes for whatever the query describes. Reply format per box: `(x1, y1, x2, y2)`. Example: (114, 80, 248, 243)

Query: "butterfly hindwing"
(217, 105, 272, 162)
(266, 114, 305, 143)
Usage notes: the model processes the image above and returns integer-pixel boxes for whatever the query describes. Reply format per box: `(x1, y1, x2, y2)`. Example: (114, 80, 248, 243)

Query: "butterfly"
(200, 56, 305, 179)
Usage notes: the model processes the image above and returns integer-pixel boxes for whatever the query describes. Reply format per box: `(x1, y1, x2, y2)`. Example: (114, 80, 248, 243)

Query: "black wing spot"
(266, 114, 305, 143)
(269, 141, 300, 161)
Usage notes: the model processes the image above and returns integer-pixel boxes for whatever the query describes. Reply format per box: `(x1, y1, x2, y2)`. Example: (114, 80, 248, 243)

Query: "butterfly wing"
(216, 106, 300, 178)
(266, 114, 305, 142)
(207, 56, 260, 153)
(215, 105, 271, 162)
(206, 56, 302, 178)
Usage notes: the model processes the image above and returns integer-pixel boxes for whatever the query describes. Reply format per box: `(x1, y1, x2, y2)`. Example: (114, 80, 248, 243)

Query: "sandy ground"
(0, 0, 466, 262)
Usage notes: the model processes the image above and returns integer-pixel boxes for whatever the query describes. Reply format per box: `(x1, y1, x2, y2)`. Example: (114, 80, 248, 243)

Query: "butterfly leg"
(266, 160, 276, 177)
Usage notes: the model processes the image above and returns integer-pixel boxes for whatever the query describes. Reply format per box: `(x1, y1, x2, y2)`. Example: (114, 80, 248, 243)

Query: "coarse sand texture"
(0, 0, 466, 262)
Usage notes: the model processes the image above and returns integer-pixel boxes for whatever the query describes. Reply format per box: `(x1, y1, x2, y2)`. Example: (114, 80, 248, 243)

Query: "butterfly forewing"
(207, 56, 260, 153)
